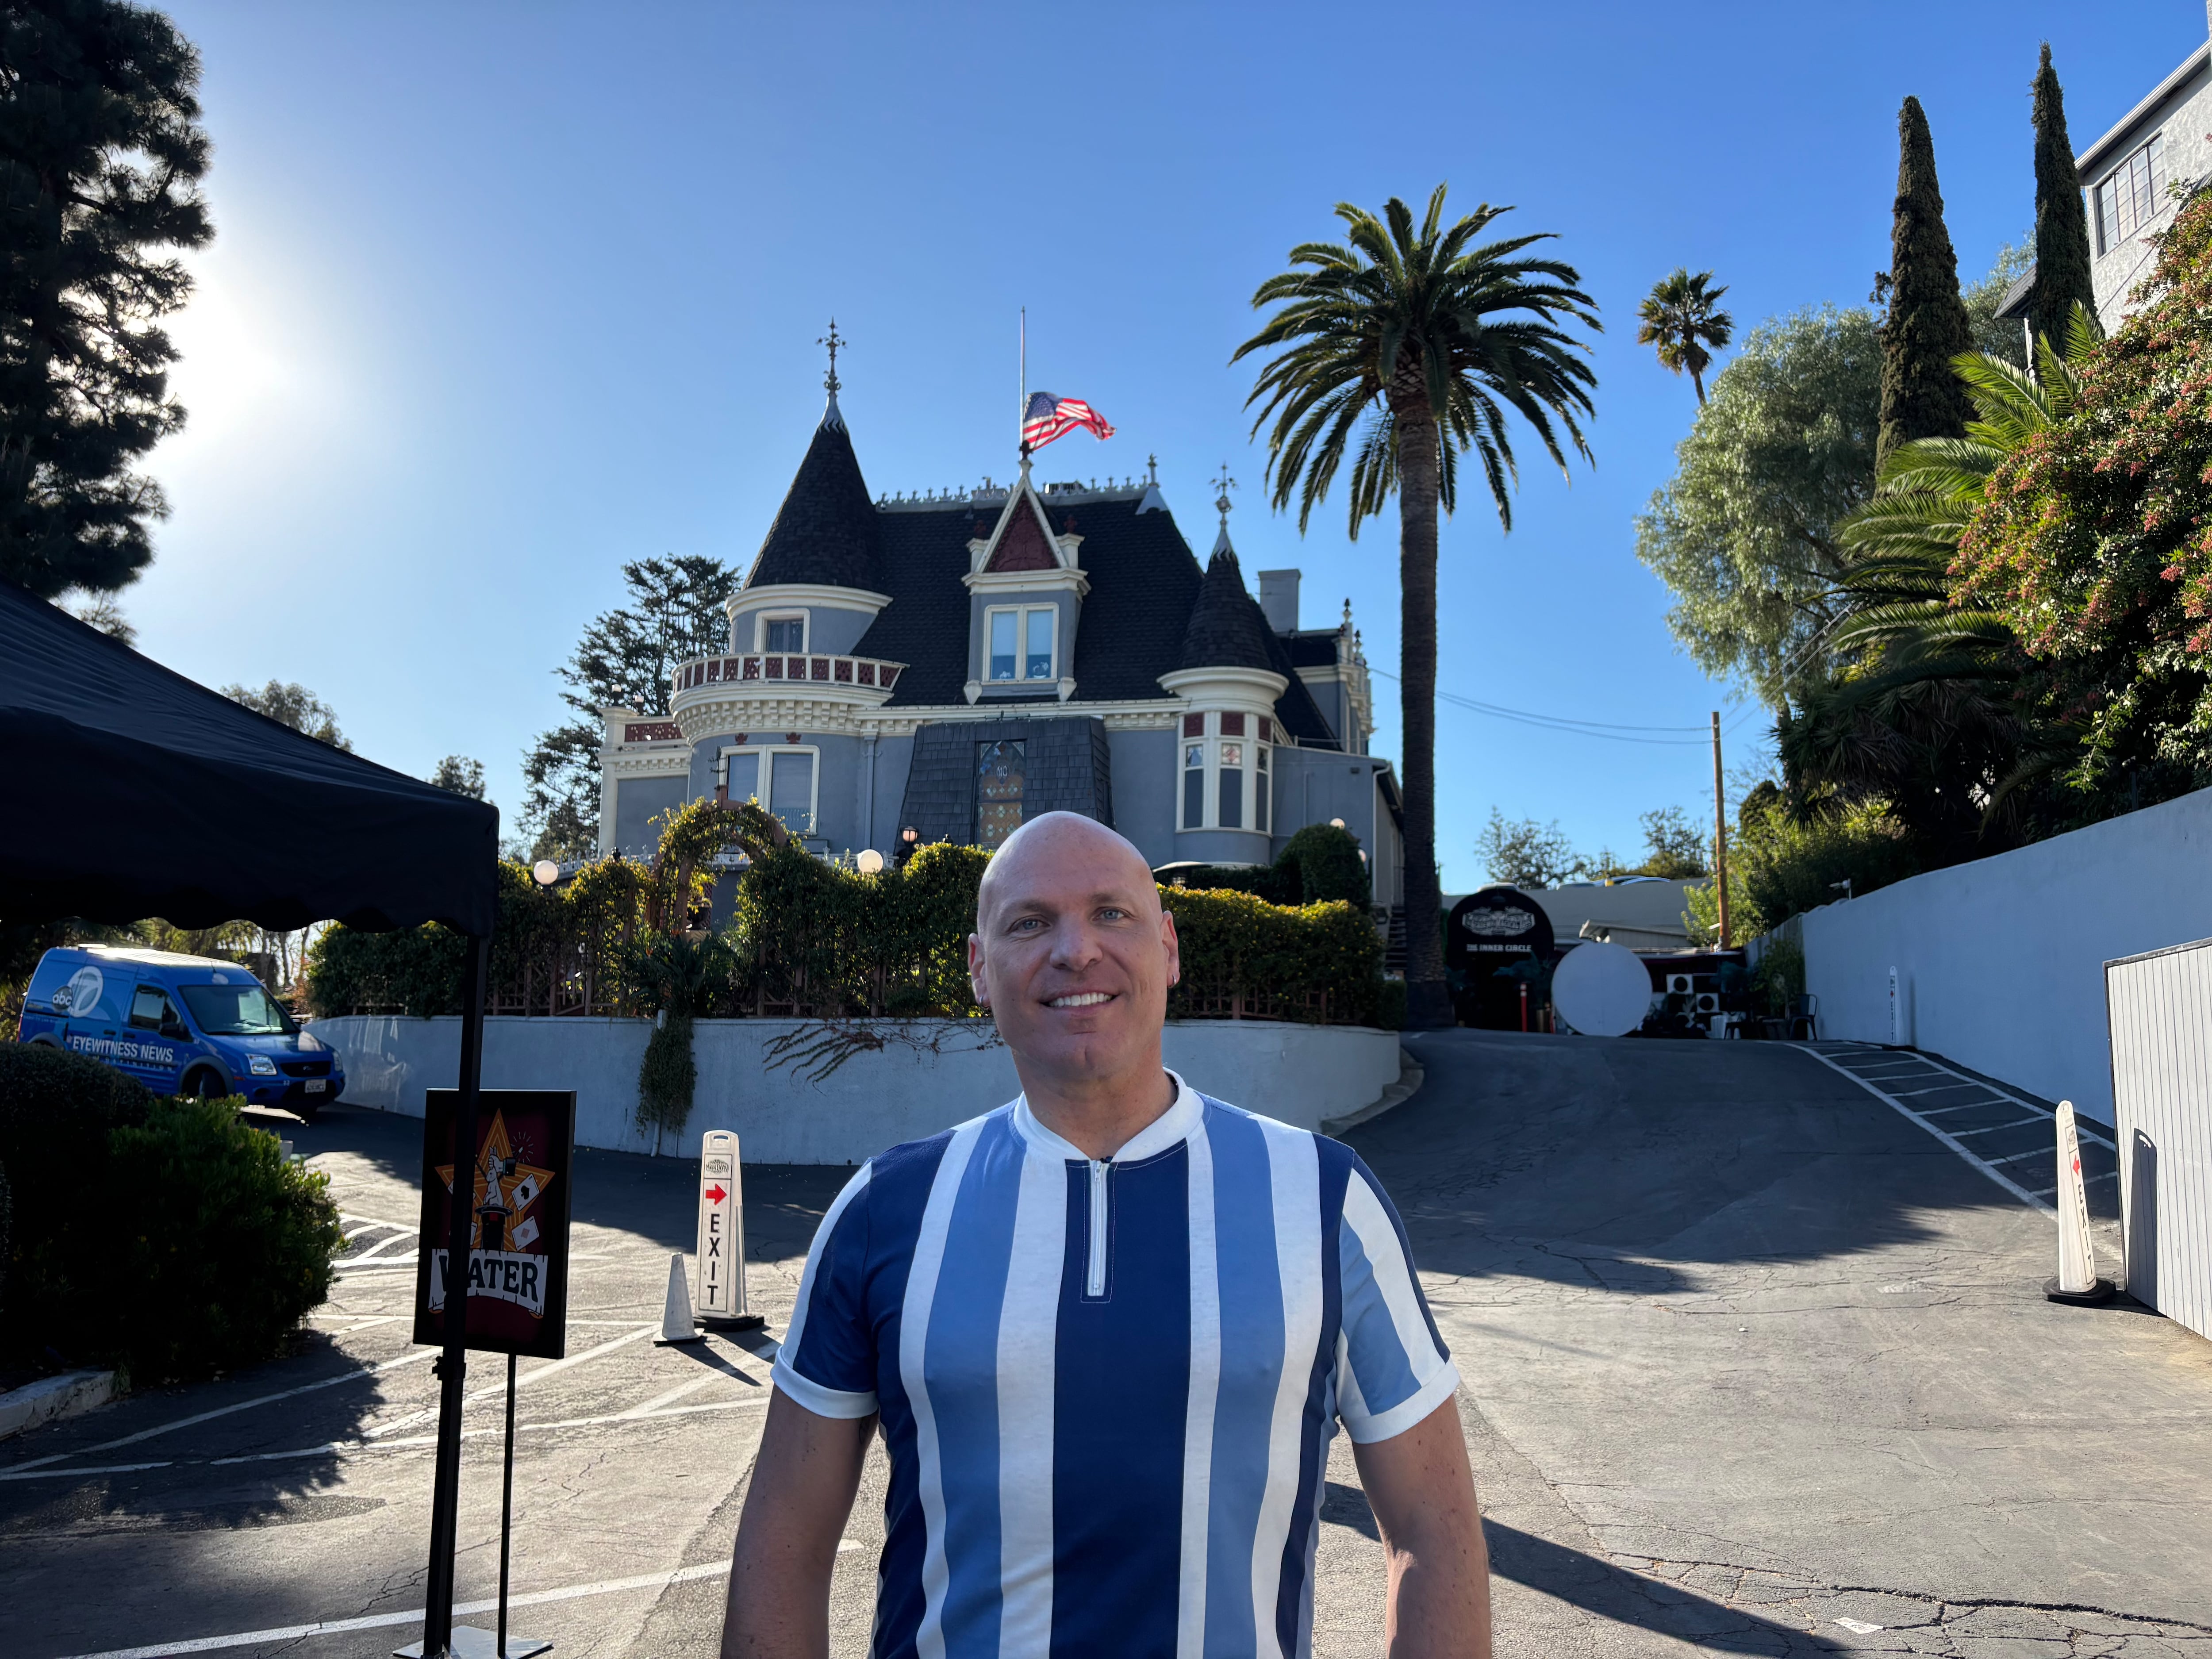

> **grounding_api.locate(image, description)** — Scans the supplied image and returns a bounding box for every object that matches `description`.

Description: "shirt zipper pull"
[1087,1158,1109,1298]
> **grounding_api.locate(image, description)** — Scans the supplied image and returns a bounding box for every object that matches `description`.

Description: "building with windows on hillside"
[595,374,1404,905]
[1998,21,2212,340]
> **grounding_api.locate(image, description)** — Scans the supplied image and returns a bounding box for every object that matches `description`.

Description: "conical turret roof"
[1177,533,1279,672]
[743,401,887,593]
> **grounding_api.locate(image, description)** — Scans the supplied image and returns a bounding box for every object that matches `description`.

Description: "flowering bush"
[1956,190,2212,795]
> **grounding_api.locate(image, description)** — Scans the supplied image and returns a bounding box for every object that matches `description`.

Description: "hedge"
[0,1045,342,1383]
[309,815,1395,1028]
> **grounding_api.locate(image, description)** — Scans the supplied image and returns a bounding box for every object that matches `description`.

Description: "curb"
[0,1368,120,1442]
[1321,1046,1426,1138]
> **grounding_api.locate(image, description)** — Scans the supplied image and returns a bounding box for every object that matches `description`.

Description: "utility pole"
[1711,711,1731,947]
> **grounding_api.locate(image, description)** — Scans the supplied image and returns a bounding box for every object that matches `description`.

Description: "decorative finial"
[1342,597,1353,628]
[1148,453,1159,485]
[818,318,846,395]
[1211,461,1237,525]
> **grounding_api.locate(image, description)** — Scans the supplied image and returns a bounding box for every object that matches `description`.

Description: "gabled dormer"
[962,457,1088,703]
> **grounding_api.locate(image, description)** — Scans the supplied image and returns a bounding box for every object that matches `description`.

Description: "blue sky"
[131,0,2211,890]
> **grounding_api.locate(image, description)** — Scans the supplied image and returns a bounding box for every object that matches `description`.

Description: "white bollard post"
[2046,1100,2115,1305]
[695,1129,762,1330]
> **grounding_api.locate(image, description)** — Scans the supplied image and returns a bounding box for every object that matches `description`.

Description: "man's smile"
[1047,991,1116,1008]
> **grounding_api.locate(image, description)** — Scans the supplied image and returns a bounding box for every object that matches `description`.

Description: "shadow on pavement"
[1352,1030,2034,1294]
[1324,1481,1817,1655]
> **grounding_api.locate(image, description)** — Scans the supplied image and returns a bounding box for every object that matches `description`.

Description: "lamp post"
[894,826,921,869]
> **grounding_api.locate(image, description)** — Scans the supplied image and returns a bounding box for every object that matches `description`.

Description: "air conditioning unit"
[1667,973,1694,995]
[1694,991,1720,1014]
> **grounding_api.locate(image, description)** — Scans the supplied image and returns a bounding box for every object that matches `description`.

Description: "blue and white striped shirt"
[771,1071,1457,1659]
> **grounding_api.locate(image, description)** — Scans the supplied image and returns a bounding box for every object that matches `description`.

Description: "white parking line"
[362,1323,656,1440]
[1949,1117,2053,1139]
[1,1347,441,1476]
[1801,1048,2055,1217]
[50,1560,736,1659]
[1901,1051,2119,1151]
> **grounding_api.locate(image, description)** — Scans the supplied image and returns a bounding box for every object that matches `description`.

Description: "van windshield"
[178,983,293,1036]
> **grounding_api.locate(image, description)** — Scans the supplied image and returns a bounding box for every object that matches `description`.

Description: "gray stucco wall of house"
[727,599,878,657]
[864,734,916,851]
[611,775,687,859]
[2085,58,2212,329]
[1108,727,1178,864]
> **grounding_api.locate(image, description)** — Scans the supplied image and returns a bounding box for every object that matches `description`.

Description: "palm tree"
[1636,269,1733,404]
[1234,186,1599,1027]
[1788,304,2100,851]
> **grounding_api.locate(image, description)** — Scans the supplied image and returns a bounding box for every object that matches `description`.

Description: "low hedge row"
[308,821,1397,1028]
[0,1045,342,1384]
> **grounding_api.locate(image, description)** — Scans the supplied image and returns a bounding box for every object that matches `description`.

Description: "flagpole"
[1019,307,1027,458]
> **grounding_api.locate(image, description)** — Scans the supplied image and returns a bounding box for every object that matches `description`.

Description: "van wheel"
[294,1099,319,1126]
[184,1068,226,1100]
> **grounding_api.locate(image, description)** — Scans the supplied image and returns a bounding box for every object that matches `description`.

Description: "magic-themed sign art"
[412,1089,575,1360]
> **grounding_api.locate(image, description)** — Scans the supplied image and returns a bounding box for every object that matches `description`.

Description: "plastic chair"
[1788,993,1819,1041]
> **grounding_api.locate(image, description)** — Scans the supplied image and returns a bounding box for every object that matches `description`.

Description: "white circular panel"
[1551,941,1653,1037]
[856,849,886,875]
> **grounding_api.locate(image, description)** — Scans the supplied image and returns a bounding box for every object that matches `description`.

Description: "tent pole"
[418,932,490,1658]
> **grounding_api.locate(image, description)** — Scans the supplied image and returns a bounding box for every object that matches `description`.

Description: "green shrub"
[1160,862,1301,905]
[1685,796,1919,942]
[105,1098,342,1383]
[0,1049,339,1382]
[0,1046,154,1364]
[1751,936,1806,1014]
[1164,887,1387,1025]
[1275,823,1372,906]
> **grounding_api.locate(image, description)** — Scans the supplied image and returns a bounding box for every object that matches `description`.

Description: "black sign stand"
[399,1074,572,1659]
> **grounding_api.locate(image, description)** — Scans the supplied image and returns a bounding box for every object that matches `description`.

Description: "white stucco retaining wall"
[1802,784,2212,1125]
[311,1015,1404,1164]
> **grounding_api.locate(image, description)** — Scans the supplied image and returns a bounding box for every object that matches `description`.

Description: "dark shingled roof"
[1263,623,1340,747]
[853,491,1210,707]
[1284,630,1344,669]
[1177,541,1279,673]
[743,408,887,593]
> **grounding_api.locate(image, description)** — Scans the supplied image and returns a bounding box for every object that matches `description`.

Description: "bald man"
[723,812,1491,1659]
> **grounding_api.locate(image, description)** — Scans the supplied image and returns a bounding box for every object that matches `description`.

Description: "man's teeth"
[1050,992,1113,1008]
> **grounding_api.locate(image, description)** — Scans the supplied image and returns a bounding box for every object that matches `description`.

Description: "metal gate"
[2105,937,2212,1340]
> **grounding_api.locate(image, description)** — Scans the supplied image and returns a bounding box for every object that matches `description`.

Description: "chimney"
[1258,568,1302,634]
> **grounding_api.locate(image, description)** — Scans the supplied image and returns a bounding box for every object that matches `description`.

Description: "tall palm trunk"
[1393,397,1451,1026]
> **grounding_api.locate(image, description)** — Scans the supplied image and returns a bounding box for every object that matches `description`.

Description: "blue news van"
[16,944,343,1121]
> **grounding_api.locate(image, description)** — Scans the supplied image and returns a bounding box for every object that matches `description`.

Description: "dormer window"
[760,613,806,653]
[987,605,1057,682]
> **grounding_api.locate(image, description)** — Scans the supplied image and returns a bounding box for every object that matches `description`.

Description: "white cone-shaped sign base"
[655,1252,705,1344]
[2046,1100,2115,1306]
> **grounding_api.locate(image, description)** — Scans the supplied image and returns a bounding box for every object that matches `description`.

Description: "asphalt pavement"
[1,1035,2208,1658]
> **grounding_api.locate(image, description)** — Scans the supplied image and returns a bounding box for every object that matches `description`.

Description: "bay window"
[1176,712,1271,833]
[718,744,818,835]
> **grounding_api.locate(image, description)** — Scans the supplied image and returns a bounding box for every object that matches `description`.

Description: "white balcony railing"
[671,653,906,697]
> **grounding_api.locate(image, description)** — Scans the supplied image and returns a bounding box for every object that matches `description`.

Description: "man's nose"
[1049,917,1103,969]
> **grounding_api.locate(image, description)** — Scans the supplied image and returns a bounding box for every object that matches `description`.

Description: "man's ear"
[966,932,989,1006]
[1160,910,1180,989]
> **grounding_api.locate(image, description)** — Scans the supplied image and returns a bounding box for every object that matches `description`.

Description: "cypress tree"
[2031,41,2096,347]
[1877,96,1974,464]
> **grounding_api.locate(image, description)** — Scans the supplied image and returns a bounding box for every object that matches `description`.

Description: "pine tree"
[0,1,213,600]
[2031,42,2096,348]
[1877,97,1974,464]
[520,556,738,860]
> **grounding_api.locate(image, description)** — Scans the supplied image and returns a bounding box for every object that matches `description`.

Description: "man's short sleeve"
[770,1162,879,1418]
[1334,1155,1458,1443]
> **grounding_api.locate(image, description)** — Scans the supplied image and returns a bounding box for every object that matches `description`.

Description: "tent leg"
[417,933,491,1659]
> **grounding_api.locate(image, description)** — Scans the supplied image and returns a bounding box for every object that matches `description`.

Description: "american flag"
[1022,390,1115,451]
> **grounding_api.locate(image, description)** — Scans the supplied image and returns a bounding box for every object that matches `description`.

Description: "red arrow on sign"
[705,1184,728,1204]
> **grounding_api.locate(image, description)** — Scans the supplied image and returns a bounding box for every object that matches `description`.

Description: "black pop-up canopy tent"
[0,579,498,1656]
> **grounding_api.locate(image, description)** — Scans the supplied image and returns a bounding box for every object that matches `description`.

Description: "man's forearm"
[721,1393,872,1659]
[1385,1528,1493,1658]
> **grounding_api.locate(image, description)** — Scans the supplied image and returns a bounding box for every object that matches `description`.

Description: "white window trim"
[1175,713,1271,833]
[983,603,1059,684]
[717,743,821,836]
[754,611,809,653]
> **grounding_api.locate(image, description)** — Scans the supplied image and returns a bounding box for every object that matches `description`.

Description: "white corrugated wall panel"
[2107,938,2212,1340]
